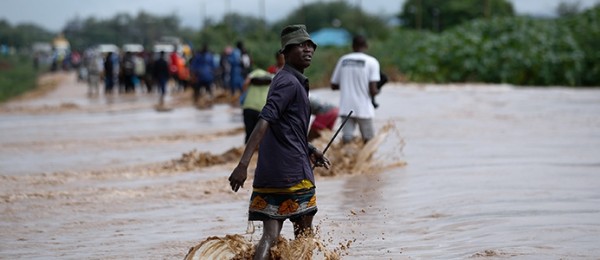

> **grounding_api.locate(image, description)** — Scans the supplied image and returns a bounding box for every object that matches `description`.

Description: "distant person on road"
[153,51,170,106]
[143,52,155,93]
[330,35,381,144]
[103,52,115,94]
[189,44,216,106]
[226,41,247,97]
[133,52,146,90]
[169,50,189,92]
[86,51,103,95]
[218,46,233,91]
[121,51,136,93]
[228,24,329,260]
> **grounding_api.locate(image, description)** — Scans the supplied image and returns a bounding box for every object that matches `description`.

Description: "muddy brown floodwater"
[1,72,599,259]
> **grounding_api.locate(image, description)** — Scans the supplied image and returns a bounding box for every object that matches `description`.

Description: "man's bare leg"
[292,215,314,238]
[254,219,283,260]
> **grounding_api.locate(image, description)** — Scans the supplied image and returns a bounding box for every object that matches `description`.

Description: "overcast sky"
[1,0,599,32]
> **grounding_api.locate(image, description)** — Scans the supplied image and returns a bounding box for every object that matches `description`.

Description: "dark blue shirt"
[254,64,313,188]
[189,52,215,83]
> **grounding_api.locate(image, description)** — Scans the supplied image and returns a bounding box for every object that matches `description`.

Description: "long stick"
[322,110,353,155]
[312,110,352,170]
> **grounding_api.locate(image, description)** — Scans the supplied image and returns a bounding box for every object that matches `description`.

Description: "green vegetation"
[398,0,515,32]
[0,20,54,47]
[62,12,184,49]
[273,1,390,39]
[561,6,600,86]
[378,17,584,86]
[370,6,600,86]
[309,4,600,87]
[0,55,40,102]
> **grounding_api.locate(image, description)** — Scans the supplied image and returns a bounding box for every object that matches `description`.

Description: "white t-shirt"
[330,52,380,119]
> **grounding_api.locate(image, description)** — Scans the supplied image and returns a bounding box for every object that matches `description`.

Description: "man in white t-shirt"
[330,35,380,143]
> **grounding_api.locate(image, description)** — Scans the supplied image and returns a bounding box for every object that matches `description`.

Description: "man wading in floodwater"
[228,24,330,260]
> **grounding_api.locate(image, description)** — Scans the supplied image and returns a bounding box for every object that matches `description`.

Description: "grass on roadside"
[0,55,40,103]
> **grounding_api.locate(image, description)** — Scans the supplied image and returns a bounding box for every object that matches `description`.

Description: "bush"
[254,7,600,87]
[0,55,39,102]
[383,16,586,86]
[560,6,600,85]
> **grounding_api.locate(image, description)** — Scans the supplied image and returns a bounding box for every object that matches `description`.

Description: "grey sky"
[1,0,599,32]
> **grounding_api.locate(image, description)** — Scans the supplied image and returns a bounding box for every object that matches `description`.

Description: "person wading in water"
[228,24,330,260]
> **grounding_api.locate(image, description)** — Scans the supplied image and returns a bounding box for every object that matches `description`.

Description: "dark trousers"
[243,109,261,143]
[124,75,135,93]
[193,80,212,103]
[104,76,114,93]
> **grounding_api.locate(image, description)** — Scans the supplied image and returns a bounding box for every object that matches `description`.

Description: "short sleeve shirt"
[242,69,272,112]
[254,64,314,188]
[330,52,380,119]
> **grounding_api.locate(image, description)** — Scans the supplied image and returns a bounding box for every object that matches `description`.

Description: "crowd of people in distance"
[75,41,252,107]
[74,34,387,146]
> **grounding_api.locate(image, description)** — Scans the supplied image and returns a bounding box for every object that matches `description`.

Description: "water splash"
[183,232,345,260]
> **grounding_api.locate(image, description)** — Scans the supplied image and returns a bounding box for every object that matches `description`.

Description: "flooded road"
[1,73,599,259]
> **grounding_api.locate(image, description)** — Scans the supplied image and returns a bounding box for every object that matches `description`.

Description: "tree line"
[1,0,598,86]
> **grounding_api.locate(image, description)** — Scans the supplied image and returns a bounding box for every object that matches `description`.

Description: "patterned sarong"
[248,188,317,221]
